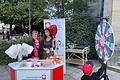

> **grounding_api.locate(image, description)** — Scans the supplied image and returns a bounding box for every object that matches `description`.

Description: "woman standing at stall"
[27,30,42,59]
[41,28,55,59]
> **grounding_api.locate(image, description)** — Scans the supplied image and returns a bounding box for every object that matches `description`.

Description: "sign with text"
[17,70,51,80]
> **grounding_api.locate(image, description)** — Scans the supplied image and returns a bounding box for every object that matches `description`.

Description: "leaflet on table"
[5,43,33,59]
[19,56,62,68]
[19,59,53,68]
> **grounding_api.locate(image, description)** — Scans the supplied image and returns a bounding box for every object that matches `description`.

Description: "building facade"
[88,0,120,66]
[111,0,120,45]
[88,0,120,44]
[88,0,102,17]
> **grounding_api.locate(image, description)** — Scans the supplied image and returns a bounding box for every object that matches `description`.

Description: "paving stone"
[0,60,120,80]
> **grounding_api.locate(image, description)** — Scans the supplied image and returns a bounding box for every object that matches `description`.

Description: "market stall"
[6,18,65,80]
[9,59,63,80]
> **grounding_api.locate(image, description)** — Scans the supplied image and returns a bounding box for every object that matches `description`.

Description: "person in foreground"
[81,60,108,80]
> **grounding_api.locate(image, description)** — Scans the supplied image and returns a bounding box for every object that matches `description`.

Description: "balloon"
[49,24,57,38]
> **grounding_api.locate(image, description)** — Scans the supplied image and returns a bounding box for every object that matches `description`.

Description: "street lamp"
[29,0,31,35]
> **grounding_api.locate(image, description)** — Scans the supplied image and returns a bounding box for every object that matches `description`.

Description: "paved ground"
[65,63,120,80]
[0,60,120,80]
[0,65,9,80]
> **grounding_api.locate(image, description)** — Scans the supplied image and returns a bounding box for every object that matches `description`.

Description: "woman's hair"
[32,30,39,36]
[32,30,39,34]
[44,28,53,39]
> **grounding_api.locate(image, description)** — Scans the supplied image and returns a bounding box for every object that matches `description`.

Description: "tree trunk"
[61,0,65,18]
[10,24,12,36]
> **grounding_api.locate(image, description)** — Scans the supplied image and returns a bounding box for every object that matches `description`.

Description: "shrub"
[0,40,14,65]
[0,35,32,65]
[13,35,32,44]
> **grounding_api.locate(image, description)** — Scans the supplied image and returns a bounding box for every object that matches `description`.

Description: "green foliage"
[73,0,88,14]
[0,40,14,65]
[46,0,99,58]
[0,0,48,27]
[0,35,33,65]
[65,0,99,59]
[0,0,99,61]
[14,35,32,44]
[0,1,24,24]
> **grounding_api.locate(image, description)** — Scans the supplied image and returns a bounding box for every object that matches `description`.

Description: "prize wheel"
[95,19,115,61]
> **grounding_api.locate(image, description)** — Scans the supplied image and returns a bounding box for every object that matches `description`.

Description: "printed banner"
[44,18,66,74]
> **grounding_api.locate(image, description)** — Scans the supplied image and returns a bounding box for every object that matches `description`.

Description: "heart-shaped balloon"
[49,24,57,38]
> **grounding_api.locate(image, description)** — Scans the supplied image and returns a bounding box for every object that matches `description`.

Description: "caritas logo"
[42,74,46,80]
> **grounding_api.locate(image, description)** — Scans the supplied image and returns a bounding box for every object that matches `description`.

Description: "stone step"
[117,62,120,66]
[108,65,120,73]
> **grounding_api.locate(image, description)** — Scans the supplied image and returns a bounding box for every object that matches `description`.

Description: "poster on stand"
[44,18,66,74]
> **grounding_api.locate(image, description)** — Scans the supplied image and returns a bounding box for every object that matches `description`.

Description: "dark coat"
[81,63,106,80]
[26,39,43,59]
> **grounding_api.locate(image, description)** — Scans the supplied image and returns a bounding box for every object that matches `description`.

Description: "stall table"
[8,62,63,80]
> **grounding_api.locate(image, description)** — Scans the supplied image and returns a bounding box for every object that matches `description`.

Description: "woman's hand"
[43,48,48,51]
[98,58,107,64]
[103,60,107,64]
[43,48,50,53]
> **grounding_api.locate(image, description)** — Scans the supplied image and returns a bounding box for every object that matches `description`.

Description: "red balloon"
[49,24,57,37]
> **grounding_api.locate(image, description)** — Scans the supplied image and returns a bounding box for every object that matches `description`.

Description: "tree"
[67,14,99,58]
[0,0,48,34]
[44,0,65,18]
[0,1,22,34]
[46,0,99,58]
[66,0,99,58]
[0,0,99,58]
